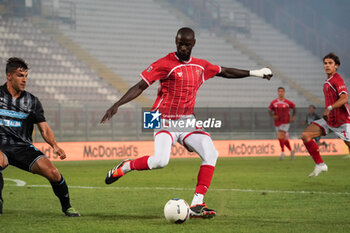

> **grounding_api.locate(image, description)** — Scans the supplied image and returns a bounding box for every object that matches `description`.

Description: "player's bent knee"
[0,160,8,169]
[0,152,8,168]
[46,167,61,182]
[277,132,285,139]
[212,150,219,161]
[301,131,311,142]
[202,150,219,166]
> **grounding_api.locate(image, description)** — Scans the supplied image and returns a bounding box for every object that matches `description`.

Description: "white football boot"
[309,163,328,177]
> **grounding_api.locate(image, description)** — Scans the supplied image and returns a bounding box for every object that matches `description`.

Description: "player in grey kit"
[0,57,80,216]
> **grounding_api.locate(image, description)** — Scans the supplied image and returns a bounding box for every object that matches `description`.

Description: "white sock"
[191,193,204,206]
[121,161,131,174]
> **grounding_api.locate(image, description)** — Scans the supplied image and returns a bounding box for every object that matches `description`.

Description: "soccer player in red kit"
[301,53,350,177]
[101,27,272,218]
[269,87,296,160]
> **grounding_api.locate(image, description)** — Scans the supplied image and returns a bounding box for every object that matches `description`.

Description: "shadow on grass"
[81,212,160,220]
[1,209,161,221]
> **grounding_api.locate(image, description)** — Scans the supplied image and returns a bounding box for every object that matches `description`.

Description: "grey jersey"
[0,83,45,147]
[306,113,320,125]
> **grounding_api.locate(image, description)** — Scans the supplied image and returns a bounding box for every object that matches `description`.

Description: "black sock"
[0,166,3,203]
[0,166,3,214]
[50,175,71,212]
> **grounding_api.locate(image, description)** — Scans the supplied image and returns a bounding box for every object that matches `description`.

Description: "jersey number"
[342,131,347,139]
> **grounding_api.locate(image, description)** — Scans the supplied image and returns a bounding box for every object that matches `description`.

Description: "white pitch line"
[17,184,350,196]
[4,178,26,186]
[5,178,350,196]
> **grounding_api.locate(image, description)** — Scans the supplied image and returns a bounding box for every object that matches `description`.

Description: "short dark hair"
[277,87,285,91]
[309,105,316,109]
[6,57,29,74]
[176,27,195,38]
[323,53,340,66]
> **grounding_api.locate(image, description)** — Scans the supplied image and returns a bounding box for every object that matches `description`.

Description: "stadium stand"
[236,0,350,78]
[216,0,328,103]
[0,15,138,142]
[0,17,121,105]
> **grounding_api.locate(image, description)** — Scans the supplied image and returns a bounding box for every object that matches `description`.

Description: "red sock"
[278,139,285,152]
[130,156,150,170]
[195,165,215,195]
[304,140,323,164]
[284,139,292,151]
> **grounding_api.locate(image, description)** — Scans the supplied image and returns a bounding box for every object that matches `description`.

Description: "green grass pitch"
[1,155,350,233]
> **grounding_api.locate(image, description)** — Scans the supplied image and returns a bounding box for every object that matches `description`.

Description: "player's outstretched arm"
[37,122,66,160]
[217,67,272,80]
[100,80,149,123]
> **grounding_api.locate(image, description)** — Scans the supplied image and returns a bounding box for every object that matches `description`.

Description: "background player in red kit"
[301,53,350,177]
[101,27,272,218]
[269,87,296,160]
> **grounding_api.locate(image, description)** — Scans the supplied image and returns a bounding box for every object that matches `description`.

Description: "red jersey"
[268,98,296,126]
[140,52,221,119]
[323,73,350,127]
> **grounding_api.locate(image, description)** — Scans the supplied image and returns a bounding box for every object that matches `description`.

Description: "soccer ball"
[164,198,190,224]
